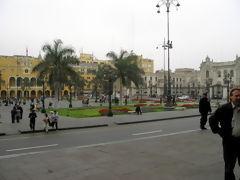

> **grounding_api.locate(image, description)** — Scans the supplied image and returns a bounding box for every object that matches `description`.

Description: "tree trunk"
[53,85,59,109]
[129,85,133,105]
[119,80,123,105]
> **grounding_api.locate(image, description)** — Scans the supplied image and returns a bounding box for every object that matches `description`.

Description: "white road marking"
[0,151,45,160]
[76,129,200,149]
[1,129,200,159]
[6,144,58,152]
[132,130,162,136]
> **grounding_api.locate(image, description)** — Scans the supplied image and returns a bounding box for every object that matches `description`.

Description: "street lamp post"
[41,73,46,113]
[156,0,180,106]
[108,77,113,117]
[156,38,168,98]
[149,80,153,97]
[224,73,232,103]
[162,39,168,97]
[69,86,73,108]
[104,67,115,117]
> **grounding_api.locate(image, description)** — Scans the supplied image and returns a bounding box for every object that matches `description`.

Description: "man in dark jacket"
[199,93,212,130]
[209,88,240,180]
[28,110,37,132]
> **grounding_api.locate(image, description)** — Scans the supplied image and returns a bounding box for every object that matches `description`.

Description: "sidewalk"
[0,101,203,136]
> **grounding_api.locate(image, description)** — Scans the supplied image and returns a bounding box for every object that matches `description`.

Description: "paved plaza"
[0,98,202,136]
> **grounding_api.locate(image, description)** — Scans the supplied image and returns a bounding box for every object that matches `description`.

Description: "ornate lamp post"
[224,73,232,103]
[104,67,115,117]
[156,0,180,106]
[162,39,168,97]
[41,72,46,113]
[69,86,73,108]
[107,76,113,117]
[156,38,168,98]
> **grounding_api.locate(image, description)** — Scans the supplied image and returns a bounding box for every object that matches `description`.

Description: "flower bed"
[133,104,147,107]
[181,104,199,108]
[99,108,132,116]
[149,104,162,106]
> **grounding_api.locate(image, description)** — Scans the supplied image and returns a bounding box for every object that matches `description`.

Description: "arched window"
[206,70,209,78]
[17,77,22,87]
[217,71,221,78]
[23,78,30,88]
[37,78,42,87]
[24,69,29,73]
[224,70,227,76]
[9,77,15,87]
[30,78,37,87]
[230,70,234,77]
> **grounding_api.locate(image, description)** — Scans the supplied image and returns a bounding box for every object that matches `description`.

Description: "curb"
[1,114,201,136]
[19,124,108,134]
[115,114,200,125]
[0,133,6,136]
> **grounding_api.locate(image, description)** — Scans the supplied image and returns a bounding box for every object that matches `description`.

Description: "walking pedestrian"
[18,105,23,120]
[199,93,212,130]
[209,88,240,180]
[11,107,17,123]
[15,106,21,123]
[28,110,37,132]
[50,111,58,130]
[135,105,142,115]
[52,110,59,130]
[42,113,49,133]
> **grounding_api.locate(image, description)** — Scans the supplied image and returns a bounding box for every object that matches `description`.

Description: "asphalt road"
[0,116,200,158]
[1,115,240,180]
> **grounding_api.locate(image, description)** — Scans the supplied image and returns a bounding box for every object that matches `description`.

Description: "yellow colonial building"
[0,55,53,99]
[137,56,154,73]
[0,53,153,99]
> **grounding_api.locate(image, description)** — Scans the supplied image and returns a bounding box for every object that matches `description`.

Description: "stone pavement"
[1,127,240,180]
[0,99,206,136]
[1,99,238,180]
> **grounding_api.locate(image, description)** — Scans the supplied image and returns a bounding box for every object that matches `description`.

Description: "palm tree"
[106,50,145,105]
[32,39,80,106]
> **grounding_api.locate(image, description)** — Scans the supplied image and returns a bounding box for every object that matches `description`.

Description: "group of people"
[41,110,59,133]
[28,110,59,133]
[9,101,58,133]
[11,104,23,123]
[199,89,240,180]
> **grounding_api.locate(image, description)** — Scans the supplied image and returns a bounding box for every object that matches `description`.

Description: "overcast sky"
[0,0,240,71]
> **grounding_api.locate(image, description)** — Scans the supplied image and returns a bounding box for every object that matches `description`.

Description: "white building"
[131,55,240,100]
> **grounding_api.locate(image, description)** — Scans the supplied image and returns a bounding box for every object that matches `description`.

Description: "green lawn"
[55,106,136,118]
[46,99,198,118]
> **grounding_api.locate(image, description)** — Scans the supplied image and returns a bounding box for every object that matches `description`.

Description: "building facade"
[0,54,154,99]
[0,55,49,99]
[1,54,239,100]
[132,55,240,100]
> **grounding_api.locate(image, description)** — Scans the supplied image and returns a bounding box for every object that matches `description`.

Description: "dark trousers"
[51,122,58,130]
[11,116,15,123]
[16,116,20,123]
[223,137,240,180]
[200,112,208,128]
[30,119,35,131]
